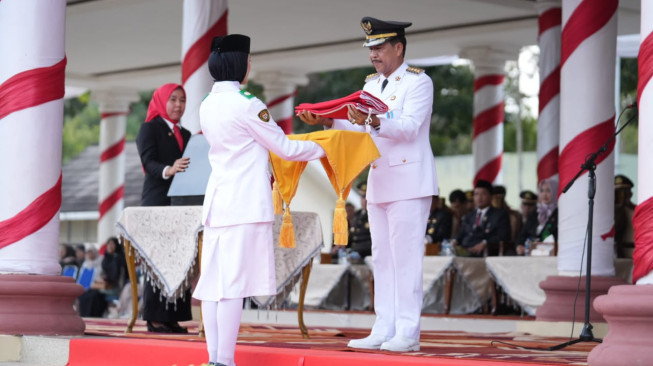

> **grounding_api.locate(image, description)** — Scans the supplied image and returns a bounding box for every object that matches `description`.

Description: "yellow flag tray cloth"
[269,130,380,248]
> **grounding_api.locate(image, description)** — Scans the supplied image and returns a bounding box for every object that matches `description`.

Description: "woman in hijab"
[192,34,325,366]
[516,178,559,255]
[135,84,192,333]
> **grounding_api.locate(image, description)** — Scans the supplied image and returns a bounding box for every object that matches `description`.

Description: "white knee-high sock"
[201,301,219,362]
[216,298,243,366]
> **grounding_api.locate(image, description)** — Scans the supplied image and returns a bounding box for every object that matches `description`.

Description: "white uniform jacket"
[330,63,438,204]
[200,81,324,228]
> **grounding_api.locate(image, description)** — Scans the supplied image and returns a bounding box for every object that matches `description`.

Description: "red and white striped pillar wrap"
[259,72,308,135]
[181,0,228,134]
[633,0,653,285]
[94,92,138,245]
[557,0,618,276]
[0,0,66,275]
[461,47,511,186]
[266,89,297,135]
[535,0,561,183]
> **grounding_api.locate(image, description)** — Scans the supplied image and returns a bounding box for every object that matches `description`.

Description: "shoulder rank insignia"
[239,90,255,99]
[258,109,270,122]
[365,72,379,81]
[406,66,424,75]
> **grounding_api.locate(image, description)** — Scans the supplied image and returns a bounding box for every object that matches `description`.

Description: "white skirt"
[192,222,276,301]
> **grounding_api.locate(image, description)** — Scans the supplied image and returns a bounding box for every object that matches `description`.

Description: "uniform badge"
[258,109,270,122]
[395,76,401,81]
[361,21,373,35]
[390,96,396,101]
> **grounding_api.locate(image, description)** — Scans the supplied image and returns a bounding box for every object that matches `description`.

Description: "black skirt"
[142,281,192,322]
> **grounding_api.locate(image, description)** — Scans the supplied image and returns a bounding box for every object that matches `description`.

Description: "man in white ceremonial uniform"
[193,34,325,366]
[299,17,438,352]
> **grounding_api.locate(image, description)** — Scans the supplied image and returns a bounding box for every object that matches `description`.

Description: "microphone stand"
[548,106,638,351]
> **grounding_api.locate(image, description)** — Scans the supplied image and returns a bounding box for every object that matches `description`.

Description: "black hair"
[449,189,467,204]
[208,51,249,83]
[388,36,407,58]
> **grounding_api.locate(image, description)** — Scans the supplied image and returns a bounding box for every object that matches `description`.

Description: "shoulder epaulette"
[406,66,424,75]
[239,90,255,99]
[365,73,379,81]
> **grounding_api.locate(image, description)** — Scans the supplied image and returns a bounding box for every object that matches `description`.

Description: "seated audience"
[347,182,372,262]
[74,244,86,268]
[491,185,522,244]
[425,195,453,243]
[453,180,511,257]
[614,174,635,258]
[59,244,78,270]
[516,179,558,255]
[78,237,127,317]
[448,189,468,237]
[519,190,538,225]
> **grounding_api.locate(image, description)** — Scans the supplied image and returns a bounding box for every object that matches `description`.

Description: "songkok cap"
[211,34,250,54]
[475,179,493,192]
[360,17,412,47]
[614,174,634,189]
[520,190,538,205]
[492,185,506,195]
[355,181,367,196]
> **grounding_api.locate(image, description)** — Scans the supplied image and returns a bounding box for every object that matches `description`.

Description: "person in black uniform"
[518,190,538,226]
[425,196,452,244]
[614,174,635,258]
[516,179,558,255]
[135,83,192,333]
[448,189,468,237]
[453,180,511,257]
[347,182,372,262]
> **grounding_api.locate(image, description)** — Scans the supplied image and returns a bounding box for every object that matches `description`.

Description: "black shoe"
[165,321,188,334]
[147,321,173,333]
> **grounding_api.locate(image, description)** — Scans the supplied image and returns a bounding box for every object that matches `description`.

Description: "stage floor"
[71,317,597,366]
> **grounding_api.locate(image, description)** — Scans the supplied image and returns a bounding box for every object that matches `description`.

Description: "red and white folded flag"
[295,90,389,119]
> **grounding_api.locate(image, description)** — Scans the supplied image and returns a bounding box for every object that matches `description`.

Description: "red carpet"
[73,318,594,366]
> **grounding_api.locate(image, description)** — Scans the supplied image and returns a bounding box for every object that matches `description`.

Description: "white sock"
[201,301,219,363]
[216,298,243,366]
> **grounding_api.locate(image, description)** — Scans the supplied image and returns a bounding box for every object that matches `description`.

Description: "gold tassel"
[272,181,283,215]
[333,196,348,246]
[279,209,296,248]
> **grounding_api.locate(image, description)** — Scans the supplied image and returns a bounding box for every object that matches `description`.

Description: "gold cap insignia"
[361,21,373,35]
[258,109,270,122]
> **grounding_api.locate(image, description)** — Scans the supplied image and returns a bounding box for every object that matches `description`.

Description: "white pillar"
[460,46,512,185]
[257,71,309,135]
[633,0,653,285]
[558,0,618,276]
[93,91,138,245]
[181,0,228,134]
[0,0,66,275]
[536,0,561,183]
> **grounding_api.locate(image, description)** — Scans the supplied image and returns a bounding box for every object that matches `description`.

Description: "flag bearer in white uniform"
[193,34,325,366]
[299,17,438,352]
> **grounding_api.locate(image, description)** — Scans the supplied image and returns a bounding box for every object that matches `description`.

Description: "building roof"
[61,142,143,213]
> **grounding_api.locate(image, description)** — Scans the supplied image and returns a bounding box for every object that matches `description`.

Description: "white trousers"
[368,196,430,340]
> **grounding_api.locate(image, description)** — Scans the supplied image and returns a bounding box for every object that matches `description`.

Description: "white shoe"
[380,335,420,352]
[347,333,392,350]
